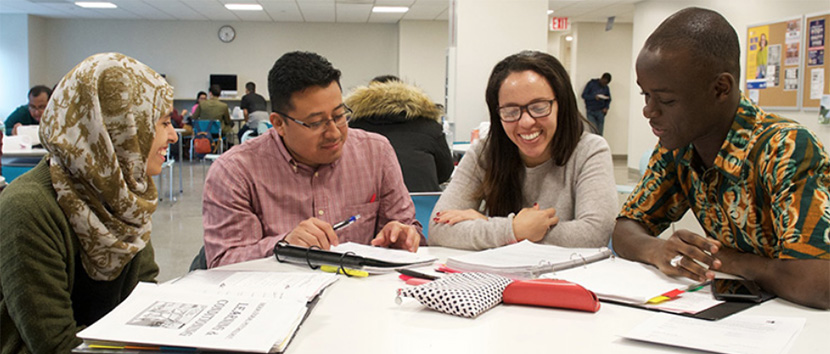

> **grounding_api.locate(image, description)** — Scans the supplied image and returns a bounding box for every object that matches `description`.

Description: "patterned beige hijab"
[39,53,173,281]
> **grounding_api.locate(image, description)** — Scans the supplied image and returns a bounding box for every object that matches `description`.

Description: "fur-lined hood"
[345,81,443,122]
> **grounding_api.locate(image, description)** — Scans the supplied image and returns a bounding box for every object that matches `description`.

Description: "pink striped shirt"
[202,128,423,267]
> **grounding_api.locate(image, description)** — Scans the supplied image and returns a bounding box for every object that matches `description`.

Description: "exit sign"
[550,17,570,31]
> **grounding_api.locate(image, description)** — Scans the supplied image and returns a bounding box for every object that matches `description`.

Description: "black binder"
[273,241,420,272]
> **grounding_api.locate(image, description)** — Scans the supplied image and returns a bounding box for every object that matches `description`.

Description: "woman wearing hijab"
[0,53,178,353]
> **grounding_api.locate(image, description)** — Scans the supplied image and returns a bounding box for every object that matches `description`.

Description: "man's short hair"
[209,84,221,97]
[643,7,740,80]
[268,51,341,113]
[370,75,400,84]
[28,85,52,99]
[246,82,255,92]
[601,73,612,82]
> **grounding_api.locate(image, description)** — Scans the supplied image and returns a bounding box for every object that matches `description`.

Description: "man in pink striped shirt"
[202,52,424,268]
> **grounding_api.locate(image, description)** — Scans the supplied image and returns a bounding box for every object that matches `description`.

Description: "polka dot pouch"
[396,272,513,318]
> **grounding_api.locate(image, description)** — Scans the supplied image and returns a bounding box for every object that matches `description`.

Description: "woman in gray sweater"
[429,51,617,251]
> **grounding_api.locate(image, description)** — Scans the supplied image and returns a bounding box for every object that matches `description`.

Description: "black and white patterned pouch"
[396,272,513,318]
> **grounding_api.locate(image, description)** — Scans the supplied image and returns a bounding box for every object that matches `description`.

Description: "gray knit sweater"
[428,132,617,250]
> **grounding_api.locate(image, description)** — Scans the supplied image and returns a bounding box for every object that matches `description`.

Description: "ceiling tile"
[181,0,240,21]
[143,0,208,20]
[110,0,176,20]
[403,2,447,20]
[260,0,304,22]
[336,3,371,23]
[298,2,335,22]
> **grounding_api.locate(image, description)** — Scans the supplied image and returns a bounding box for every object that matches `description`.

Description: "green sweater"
[0,160,159,354]
[192,98,233,136]
[3,105,37,136]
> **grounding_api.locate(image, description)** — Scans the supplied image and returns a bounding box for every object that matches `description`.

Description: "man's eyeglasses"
[28,104,47,112]
[276,107,353,132]
[498,99,555,122]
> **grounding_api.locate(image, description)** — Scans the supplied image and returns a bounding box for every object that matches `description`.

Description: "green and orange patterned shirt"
[619,96,830,260]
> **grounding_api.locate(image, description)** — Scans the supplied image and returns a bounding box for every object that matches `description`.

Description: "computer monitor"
[210,74,238,98]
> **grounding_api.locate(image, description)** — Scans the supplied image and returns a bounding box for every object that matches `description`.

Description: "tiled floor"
[150,156,664,282]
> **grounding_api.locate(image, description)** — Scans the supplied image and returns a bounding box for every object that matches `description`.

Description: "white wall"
[449,0,548,141]
[398,20,448,103]
[572,22,633,156]
[36,19,400,100]
[0,14,30,119]
[28,15,48,89]
[627,0,830,169]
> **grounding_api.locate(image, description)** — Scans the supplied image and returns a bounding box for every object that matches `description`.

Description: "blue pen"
[333,214,361,231]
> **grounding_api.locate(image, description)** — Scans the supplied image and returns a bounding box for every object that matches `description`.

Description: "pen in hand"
[333,214,361,231]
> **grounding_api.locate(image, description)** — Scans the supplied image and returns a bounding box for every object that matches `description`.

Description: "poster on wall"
[747,26,770,88]
[811,68,825,99]
[808,19,825,66]
[784,19,801,66]
[785,68,799,90]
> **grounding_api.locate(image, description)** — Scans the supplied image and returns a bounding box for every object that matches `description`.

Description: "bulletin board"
[802,12,829,110]
[745,16,803,110]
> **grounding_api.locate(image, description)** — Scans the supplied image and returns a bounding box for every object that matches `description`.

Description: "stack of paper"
[445,240,613,279]
[77,272,338,353]
[624,313,806,354]
[548,257,724,314]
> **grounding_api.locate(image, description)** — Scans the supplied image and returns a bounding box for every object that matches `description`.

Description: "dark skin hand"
[613,219,830,309]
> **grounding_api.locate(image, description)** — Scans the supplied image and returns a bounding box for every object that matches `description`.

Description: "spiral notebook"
[445,240,613,279]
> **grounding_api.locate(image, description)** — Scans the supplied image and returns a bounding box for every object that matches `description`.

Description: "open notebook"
[445,240,613,279]
[76,272,338,353]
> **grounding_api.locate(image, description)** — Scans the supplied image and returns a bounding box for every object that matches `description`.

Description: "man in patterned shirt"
[613,7,830,309]
[202,51,424,268]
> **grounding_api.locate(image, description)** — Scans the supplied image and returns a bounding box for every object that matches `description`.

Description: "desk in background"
[217,247,827,353]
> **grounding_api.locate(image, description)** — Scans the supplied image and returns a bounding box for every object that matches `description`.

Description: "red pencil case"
[502,279,600,313]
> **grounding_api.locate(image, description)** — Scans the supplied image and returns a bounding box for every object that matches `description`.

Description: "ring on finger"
[669,255,684,268]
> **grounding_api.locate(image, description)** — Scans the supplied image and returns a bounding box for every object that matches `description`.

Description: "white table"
[217,247,828,354]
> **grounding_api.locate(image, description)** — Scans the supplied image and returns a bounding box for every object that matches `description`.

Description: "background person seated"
[238,81,270,142]
[191,84,232,146]
[346,75,453,192]
[4,85,52,136]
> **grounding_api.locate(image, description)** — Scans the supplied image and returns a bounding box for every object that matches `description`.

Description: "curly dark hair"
[268,51,342,113]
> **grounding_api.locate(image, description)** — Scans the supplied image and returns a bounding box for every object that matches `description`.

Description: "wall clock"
[218,25,236,43]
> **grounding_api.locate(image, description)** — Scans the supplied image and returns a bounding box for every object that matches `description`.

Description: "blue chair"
[190,120,223,159]
[410,192,442,239]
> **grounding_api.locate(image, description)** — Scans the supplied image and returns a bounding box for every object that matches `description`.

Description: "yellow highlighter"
[320,265,368,278]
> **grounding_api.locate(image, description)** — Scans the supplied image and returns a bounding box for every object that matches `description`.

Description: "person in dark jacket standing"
[347,77,453,192]
[581,73,612,135]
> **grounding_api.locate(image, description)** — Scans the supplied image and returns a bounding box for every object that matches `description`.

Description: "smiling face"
[145,108,178,176]
[636,48,723,150]
[498,70,557,167]
[272,81,348,167]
